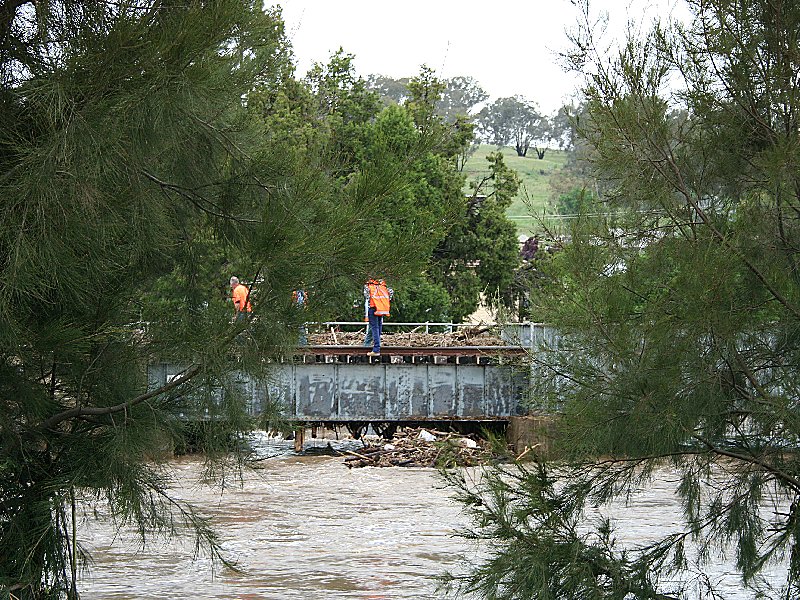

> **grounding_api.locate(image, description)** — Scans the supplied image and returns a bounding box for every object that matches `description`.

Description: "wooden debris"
[308,329,505,348]
[453,324,493,343]
[343,427,495,469]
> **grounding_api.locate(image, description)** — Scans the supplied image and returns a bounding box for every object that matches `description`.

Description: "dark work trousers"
[368,306,383,353]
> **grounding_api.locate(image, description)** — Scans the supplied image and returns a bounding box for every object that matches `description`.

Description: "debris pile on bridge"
[309,325,504,347]
[342,427,493,468]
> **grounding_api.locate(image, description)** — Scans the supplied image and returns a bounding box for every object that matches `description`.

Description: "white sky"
[275,0,690,115]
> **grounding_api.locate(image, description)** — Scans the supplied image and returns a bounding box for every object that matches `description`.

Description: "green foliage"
[477,96,547,157]
[449,0,800,597]
[440,463,680,599]
[391,276,452,323]
[556,187,595,216]
[360,103,459,259]
[303,49,382,174]
[0,4,462,598]
[432,152,521,321]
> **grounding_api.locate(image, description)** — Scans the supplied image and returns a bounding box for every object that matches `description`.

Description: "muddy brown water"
[78,435,787,599]
[78,436,465,599]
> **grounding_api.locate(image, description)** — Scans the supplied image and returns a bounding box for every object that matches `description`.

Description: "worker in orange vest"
[230,276,252,322]
[364,278,393,357]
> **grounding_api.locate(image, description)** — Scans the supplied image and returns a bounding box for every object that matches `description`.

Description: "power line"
[509,210,666,220]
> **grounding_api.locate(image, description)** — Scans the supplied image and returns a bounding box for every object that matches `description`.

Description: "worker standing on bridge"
[292,287,308,345]
[364,278,392,357]
[230,276,252,322]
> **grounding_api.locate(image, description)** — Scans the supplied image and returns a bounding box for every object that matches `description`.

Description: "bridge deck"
[295,345,527,363]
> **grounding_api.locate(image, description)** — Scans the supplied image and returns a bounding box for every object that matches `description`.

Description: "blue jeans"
[367,306,383,353]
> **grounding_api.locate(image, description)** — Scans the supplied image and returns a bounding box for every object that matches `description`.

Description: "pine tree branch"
[142,170,260,224]
[665,149,798,322]
[38,363,203,432]
[38,277,259,432]
[774,190,800,288]
[599,78,800,322]
[732,349,789,411]
[691,433,800,494]
[0,0,31,48]
[654,138,800,320]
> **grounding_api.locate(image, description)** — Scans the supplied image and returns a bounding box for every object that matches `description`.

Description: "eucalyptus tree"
[477,95,544,157]
[444,0,800,598]
[436,75,489,122]
[550,103,578,151]
[365,73,412,106]
[0,2,446,598]
[439,76,487,170]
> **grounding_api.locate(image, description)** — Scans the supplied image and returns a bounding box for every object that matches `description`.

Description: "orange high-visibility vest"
[367,280,391,316]
[232,284,252,313]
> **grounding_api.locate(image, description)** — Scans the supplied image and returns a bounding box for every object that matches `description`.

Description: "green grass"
[462,145,568,236]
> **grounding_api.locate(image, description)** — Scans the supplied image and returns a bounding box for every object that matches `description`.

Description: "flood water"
[78,434,788,599]
[78,435,467,599]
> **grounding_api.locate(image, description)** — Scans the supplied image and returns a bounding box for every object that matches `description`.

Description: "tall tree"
[477,95,544,157]
[365,73,412,106]
[439,76,486,170]
[529,114,555,159]
[298,48,383,182]
[550,103,577,151]
[437,75,489,122]
[431,152,521,322]
[547,101,601,211]
[362,68,473,323]
[365,72,483,171]
[444,0,800,598]
[0,4,442,598]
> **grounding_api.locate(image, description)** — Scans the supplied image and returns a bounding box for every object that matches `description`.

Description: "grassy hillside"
[462,145,568,236]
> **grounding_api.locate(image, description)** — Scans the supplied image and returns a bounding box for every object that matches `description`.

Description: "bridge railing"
[310,321,474,334]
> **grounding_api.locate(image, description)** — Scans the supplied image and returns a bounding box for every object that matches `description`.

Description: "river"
[77,434,787,599]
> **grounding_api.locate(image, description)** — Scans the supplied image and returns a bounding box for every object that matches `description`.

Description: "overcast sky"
[276,0,689,115]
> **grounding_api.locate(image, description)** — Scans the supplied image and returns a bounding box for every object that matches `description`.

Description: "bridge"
[148,323,556,445]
